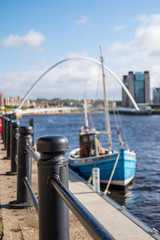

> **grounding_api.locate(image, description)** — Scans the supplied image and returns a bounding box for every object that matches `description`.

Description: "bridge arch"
[17,56,139,110]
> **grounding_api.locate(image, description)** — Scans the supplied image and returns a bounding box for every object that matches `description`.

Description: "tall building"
[122,71,150,107]
[0,92,4,109]
[153,88,160,103]
[144,71,150,103]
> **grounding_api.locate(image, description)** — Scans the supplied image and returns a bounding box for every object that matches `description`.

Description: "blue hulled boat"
[69,47,137,188]
[69,140,136,187]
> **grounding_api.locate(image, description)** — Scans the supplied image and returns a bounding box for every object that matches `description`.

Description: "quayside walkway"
[70,172,158,240]
[0,138,159,240]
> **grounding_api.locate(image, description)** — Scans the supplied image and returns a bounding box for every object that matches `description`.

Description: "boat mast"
[84,93,89,129]
[100,46,112,152]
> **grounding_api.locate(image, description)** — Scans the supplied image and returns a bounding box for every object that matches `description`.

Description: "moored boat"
[69,128,136,187]
[69,47,137,188]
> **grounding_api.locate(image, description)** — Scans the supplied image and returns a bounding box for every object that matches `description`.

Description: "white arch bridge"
[14,56,140,114]
[16,106,142,117]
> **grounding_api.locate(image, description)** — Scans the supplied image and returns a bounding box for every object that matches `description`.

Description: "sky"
[1,0,160,101]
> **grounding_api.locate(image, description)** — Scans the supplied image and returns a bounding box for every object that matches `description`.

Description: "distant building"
[0,92,4,109]
[23,99,31,107]
[4,96,21,106]
[122,71,150,107]
[153,88,160,103]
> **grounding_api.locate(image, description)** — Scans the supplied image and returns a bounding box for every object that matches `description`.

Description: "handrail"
[14,155,18,166]
[25,144,40,164]
[23,176,38,213]
[50,174,114,240]
[14,133,19,141]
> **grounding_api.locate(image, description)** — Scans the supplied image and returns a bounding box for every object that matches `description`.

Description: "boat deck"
[69,169,159,240]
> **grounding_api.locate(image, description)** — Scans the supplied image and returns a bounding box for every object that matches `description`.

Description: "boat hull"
[69,149,136,187]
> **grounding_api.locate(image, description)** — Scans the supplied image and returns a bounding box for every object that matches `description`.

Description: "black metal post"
[4,117,8,150]
[37,136,69,240]
[1,116,4,142]
[6,120,19,175]
[1,116,2,141]
[4,114,11,150]
[9,126,33,208]
[29,118,34,147]
[6,119,11,158]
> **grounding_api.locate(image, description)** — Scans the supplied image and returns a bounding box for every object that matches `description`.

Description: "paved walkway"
[69,173,157,240]
[0,139,159,240]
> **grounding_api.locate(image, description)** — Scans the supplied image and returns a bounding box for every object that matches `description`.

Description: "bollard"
[37,136,69,240]
[0,116,3,142]
[1,116,4,141]
[9,126,33,208]
[92,168,100,193]
[4,117,8,150]
[6,120,19,175]
[6,119,11,158]
[1,116,5,142]
[29,118,34,146]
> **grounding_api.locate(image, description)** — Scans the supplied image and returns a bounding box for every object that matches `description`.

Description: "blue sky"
[1,0,160,100]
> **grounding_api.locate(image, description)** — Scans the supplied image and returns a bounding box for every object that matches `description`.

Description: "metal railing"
[1,116,114,240]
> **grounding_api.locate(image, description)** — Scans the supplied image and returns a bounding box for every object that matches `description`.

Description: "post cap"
[36,136,68,154]
[19,126,33,135]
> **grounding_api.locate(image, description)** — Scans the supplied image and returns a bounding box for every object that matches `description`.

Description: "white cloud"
[135,14,160,27]
[0,71,39,98]
[107,41,131,53]
[150,65,160,87]
[0,54,105,100]
[113,25,126,32]
[134,26,160,51]
[75,16,89,25]
[106,14,160,94]
[0,51,137,101]
[108,14,160,54]
[1,30,45,49]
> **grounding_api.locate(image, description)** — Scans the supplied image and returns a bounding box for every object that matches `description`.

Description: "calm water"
[20,113,160,231]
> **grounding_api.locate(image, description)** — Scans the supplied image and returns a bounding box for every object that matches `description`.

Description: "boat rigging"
[69,47,137,189]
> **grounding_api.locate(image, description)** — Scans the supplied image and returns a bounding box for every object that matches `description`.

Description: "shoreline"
[1,107,160,118]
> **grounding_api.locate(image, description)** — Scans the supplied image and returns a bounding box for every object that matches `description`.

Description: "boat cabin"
[79,129,105,158]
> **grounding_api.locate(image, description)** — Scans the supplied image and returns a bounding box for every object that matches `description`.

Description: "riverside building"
[122,71,150,107]
[153,88,160,103]
[0,92,4,109]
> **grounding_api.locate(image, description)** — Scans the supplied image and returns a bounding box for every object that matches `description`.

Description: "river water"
[20,113,160,231]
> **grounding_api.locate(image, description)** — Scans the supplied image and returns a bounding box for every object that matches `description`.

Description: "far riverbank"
[2,106,160,118]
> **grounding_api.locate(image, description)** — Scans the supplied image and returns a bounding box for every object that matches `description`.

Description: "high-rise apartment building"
[0,92,4,109]
[153,88,160,103]
[144,71,150,103]
[122,71,150,107]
